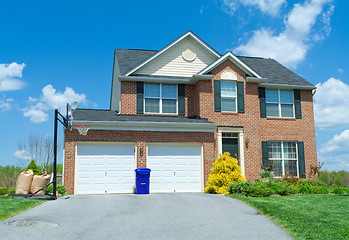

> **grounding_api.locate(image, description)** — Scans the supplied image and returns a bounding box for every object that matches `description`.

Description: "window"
[266,89,294,118]
[221,81,237,112]
[268,141,298,177]
[144,83,177,114]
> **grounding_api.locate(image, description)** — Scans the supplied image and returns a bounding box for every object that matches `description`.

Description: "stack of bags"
[15,170,51,195]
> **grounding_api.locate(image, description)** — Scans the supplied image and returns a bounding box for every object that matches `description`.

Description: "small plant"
[26,160,40,175]
[0,187,8,195]
[227,181,252,194]
[309,161,324,178]
[332,187,345,194]
[313,186,329,194]
[298,185,313,194]
[46,184,67,195]
[241,183,273,197]
[7,187,15,196]
[260,170,271,178]
[205,152,245,194]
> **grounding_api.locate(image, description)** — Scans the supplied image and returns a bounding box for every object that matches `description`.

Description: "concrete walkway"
[0,194,292,240]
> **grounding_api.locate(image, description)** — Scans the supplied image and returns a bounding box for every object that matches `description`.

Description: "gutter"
[258,83,316,90]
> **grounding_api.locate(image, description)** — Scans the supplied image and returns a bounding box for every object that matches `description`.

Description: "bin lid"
[135,168,151,174]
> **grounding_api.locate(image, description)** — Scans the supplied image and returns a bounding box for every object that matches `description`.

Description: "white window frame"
[221,80,237,113]
[144,83,178,115]
[266,89,295,118]
[268,141,299,177]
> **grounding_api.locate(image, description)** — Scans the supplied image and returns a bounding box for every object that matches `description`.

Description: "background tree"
[17,134,59,173]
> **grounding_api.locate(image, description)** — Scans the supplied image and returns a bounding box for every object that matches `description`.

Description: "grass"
[0,196,44,221]
[230,194,349,240]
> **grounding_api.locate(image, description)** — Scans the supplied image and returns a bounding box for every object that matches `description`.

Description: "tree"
[17,134,58,173]
[25,160,40,175]
[205,152,246,194]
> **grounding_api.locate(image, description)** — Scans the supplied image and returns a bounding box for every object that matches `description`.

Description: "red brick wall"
[64,130,215,194]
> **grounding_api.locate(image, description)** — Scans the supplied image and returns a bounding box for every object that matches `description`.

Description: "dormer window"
[144,83,177,114]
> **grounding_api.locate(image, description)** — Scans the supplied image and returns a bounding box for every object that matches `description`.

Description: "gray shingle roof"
[237,56,313,87]
[115,49,314,87]
[73,109,214,124]
[116,49,157,75]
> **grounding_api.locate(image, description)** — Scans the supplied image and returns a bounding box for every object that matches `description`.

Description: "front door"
[222,138,239,160]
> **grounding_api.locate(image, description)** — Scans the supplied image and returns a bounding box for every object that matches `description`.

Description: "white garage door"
[147,145,202,193]
[75,143,135,194]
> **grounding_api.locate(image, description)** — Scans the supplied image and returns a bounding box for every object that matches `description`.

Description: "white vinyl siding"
[266,89,294,118]
[268,141,298,177]
[144,83,177,114]
[135,39,215,77]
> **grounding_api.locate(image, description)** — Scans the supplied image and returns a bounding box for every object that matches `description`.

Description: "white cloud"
[234,0,334,67]
[14,150,31,161]
[318,130,349,171]
[23,84,89,123]
[314,78,349,130]
[222,0,285,16]
[337,68,344,74]
[0,62,26,91]
[0,98,14,111]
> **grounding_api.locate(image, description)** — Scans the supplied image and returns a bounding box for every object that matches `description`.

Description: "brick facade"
[64,59,317,194]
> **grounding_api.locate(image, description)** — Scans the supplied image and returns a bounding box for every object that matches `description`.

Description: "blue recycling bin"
[135,168,151,194]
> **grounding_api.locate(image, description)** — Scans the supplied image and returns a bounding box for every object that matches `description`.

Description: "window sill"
[143,113,179,116]
[266,117,296,121]
[221,111,238,115]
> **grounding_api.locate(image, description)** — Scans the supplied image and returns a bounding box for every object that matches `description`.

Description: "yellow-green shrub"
[204,152,245,194]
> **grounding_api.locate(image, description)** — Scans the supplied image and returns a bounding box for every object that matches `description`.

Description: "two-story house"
[64,31,317,194]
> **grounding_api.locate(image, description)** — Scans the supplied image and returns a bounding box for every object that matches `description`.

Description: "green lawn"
[0,196,44,221]
[231,194,349,240]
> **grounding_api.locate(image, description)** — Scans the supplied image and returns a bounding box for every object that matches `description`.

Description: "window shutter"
[136,82,144,114]
[259,87,266,118]
[298,142,306,178]
[261,141,269,169]
[294,89,302,119]
[237,81,245,113]
[214,80,221,112]
[178,84,185,115]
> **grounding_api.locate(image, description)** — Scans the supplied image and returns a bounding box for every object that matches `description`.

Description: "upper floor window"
[266,89,294,118]
[144,83,177,114]
[268,141,298,177]
[221,81,237,112]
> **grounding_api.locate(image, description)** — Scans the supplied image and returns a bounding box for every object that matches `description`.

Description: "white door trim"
[217,127,245,177]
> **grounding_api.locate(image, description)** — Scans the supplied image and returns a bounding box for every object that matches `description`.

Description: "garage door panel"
[147,145,202,193]
[75,144,135,194]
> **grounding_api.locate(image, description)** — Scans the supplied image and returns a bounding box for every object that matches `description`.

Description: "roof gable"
[124,31,221,77]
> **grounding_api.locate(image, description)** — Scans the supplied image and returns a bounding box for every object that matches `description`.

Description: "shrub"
[266,181,295,196]
[26,160,40,175]
[344,188,349,194]
[313,186,329,194]
[46,184,67,195]
[241,183,272,197]
[7,187,15,196]
[0,187,8,195]
[298,185,314,194]
[205,152,245,194]
[297,179,325,187]
[332,187,345,194]
[227,182,252,194]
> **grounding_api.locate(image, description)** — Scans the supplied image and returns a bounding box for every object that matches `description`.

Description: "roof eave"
[259,83,316,90]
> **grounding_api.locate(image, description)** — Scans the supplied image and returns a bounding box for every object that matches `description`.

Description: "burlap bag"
[15,170,34,194]
[30,172,51,195]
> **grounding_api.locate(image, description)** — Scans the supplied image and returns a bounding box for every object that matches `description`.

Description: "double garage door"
[75,143,202,194]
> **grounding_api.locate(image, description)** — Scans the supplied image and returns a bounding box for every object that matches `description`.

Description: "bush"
[332,187,345,194]
[0,187,8,195]
[26,160,40,175]
[204,152,245,194]
[227,182,252,194]
[298,185,314,194]
[46,184,67,195]
[7,187,15,196]
[344,188,349,194]
[313,186,329,194]
[297,179,325,187]
[241,183,273,197]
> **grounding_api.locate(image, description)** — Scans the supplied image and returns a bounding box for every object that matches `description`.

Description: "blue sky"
[1,0,348,171]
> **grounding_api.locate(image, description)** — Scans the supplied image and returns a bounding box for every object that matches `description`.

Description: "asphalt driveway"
[0,194,291,240]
